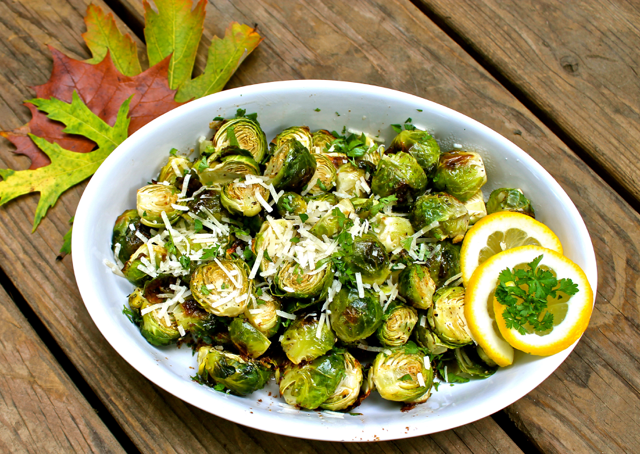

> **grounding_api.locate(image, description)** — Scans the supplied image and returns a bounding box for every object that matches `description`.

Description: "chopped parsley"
[314,108,321,112]
[179,255,191,270]
[200,285,211,295]
[194,219,204,233]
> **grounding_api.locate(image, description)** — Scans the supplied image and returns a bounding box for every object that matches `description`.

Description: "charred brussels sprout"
[398,265,436,310]
[413,320,449,355]
[335,162,366,197]
[276,192,308,217]
[427,287,472,347]
[370,343,433,403]
[212,117,268,163]
[329,287,383,343]
[127,287,146,313]
[186,189,228,222]
[122,244,167,285]
[190,259,253,317]
[371,214,415,253]
[377,303,419,347]
[280,317,335,364]
[198,155,260,185]
[310,199,354,239]
[321,352,363,411]
[273,126,313,151]
[264,140,317,191]
[244,294,281,338]
[112,209,147,264]
[464,189,487,224]
[158,155,192,185]
[139,299,181,346]
[345,234,391,285]
[273,261,334,300]
[196,347,272,396]
[306,192,339,206]
[486,188,535,218]
[229,318,271,358]
[432,151,487,202]
[322,152,349,169]
[173,299,219,335]
[312,129,335,153]
[221,181,270,217]
[280,352,346,410]
[136,184,184,228]
[410,193,469,243]
[306,153,337,195]
[371,152,427,203]
[388,129,440,176]
[423,241,461,288]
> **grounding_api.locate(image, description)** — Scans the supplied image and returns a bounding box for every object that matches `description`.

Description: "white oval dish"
[73,80,597,441]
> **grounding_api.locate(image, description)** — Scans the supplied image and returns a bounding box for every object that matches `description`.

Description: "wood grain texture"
[0,0,521,452]
[0,285,124,453]
[416,0,640,205]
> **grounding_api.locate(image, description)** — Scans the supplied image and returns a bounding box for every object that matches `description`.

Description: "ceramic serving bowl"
[73,80,597,441]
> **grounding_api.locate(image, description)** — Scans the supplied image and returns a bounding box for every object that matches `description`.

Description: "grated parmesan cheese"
[424,356,431,370]
[443,272,463,287]
[417,372,426,387]
[255,188,273,213]
[355,272,364,298]
[276,310,296,320]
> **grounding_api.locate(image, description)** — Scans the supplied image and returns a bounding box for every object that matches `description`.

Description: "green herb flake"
[314,108,321,112]
[179,255,191,270]
[169,148,178,156]
[390,124,403,134]
[400,374,412,381]
[213,116,224,121]
[200,285,211,295]
[227,126,240,147]
[335,111,341,116]
[290,237,301,244]
[194,219,204,233]
[416,109,423,112]
[299,213,309,223]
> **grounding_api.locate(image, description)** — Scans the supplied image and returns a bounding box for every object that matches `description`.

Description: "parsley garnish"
[416,109,423,112]
[328,130,372,158]
[400,374,412,381]
[256,287,263,297]
[335,111,341,116]
[390,124,403,134]
[201,245,221,261]
[169,148,178,156]
[200,285,211,295]
[213,383,226,392]
[495,255,579,335]
[401,237,413,252]
[213,116,224,121]
[196,156,208,172]
[235,108,258,123]
[221,282,228,290]
[179,255,191,270]
[264,250,273,262]
[368,194,397,217]
[122,306,142,326]
[314,108,321,112]
[194,219,204,233]
[227,126,240,147]
[299,213,309,223]
[290,237,301,244]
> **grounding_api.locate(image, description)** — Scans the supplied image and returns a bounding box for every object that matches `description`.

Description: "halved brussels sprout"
[306,154,337,195]
[245,293,281,338]
[358,144,385,171]
[388,129,440,176]
[345,233,391,285]
[398,264,436,310]
[322,152,349,169]
[464,189,487,224]
[305,192,339,206]
[370,344,433,403]
[432,151,487,202]
[320,352,363,411]
[335,162,366,197]
[190,259,253,317]
[312,129,335,152]
[376,303,419,347]
[253,219,295,272]
[486,188,535,218]
[273,126,313,151]
[310,198,355,239]
[221,181,270,217]
[427,287,472,348]
[370,214,415,253]
[158,155,192,185]
[280,317,335,364]
[186,189,229,222]
[276,192,308,217]
[410,193,469,243]
[329,287,383,343]
[371,152,428,204]
[423,241,461,288]
[122,244,167,285]
[279,352,346,410]
[476,345,497,367]
[229,318,271,358]
[136,184,184,228]
[212,117,268,163]
[413,319,449,355]
[264,140,317,191]
[112,209,148,264]
[454,345,498,379]
[273,260,334,300]
[173,298,219,335]
[199,155,261,185]
[196,347,272,396]
[139,299,181,346]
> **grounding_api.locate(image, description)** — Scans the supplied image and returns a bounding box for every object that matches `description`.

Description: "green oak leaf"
[0,91,131,231]
[59,216,74,256]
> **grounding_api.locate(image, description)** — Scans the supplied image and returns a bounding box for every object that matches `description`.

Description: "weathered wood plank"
[0,285,124,453]
[0,0,521,452]
[107,0,640,452]
[416,0,640,205]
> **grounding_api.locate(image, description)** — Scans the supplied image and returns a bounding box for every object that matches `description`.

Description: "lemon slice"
[461,212,563,287]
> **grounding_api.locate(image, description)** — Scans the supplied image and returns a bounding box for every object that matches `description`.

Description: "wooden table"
[1,0,639,452]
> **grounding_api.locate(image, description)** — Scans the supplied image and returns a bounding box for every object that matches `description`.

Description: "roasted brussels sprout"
[139,299,181,346]
[388,129,440,176]
[273,126,313,151]
[335,162,366,197]
[273,260,334,300]
[410,193,469,243]
[454,345,498,379]
[321,352,363,411]
[196,347,272,396]
[121,244,167,285]
[398,264,436,310]
[244,294,281,338]
[306,153,337,195]
[432,151,487,202]
[310,198,355,239]
[312,129,335,153]
[229,318,271,358]
[371,152,428,203]
[423,241,461,288]
[264,140,317,191]
[370,344,433,403]
[376,303,419,347]
[276,192,308,217]
[136,184,184,228]
[486,188,535,218]
[464,189,487,224]
[158,155,192,185]
[305,192,339,206]
[371,214,415,253]
[190,259,253,317]
[476,345,497,367]
[413,320,449,355]
[127,287,146,313]
[280,317,335,364]
[173,298,219,335]
[112,209,148,264]
[221,181,270,217]
[322,152,349,169]
[358,144,385,171]
[198,155,261,185]
[280,352,346,409]
[212,117,268,163]
[329,287,383,343]
[427,287,472,347]
[345,233,391,285]
[186,188,229,222]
